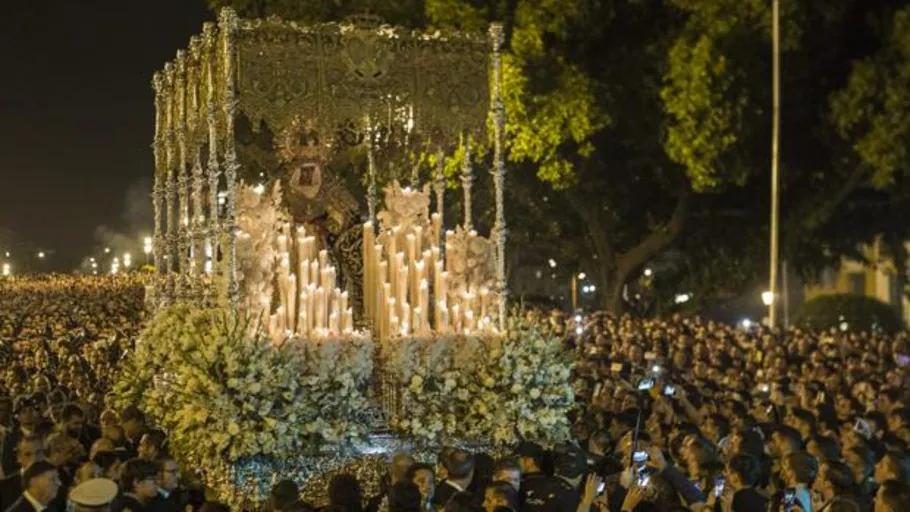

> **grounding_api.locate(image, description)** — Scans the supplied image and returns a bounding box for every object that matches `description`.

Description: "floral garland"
[383,316,573,446]
[108,304,374,505]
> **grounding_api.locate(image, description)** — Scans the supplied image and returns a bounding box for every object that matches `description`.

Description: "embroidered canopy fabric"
[149,8,506,313]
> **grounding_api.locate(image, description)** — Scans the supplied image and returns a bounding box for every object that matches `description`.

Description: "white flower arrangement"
[235,181,286,322]
[384,317,573,446]
[108,303,374,501]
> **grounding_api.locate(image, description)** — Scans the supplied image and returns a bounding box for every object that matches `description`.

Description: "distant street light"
[643,268,653,277]
[761,291,775,306]
[1,263,10,277]
[578,272,586,280]
[37,252,45,259]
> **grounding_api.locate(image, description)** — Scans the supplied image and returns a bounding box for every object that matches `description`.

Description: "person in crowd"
[389,481,423,512]
[515,442,546,507]
[5,461,60,512]
[482,482,518,512]
[329,474,363,512]
[111,459,158,512]
[73,462,101,487]
[491,459,521,493]
[147,456,180,512]
[772,450,818,511]
[407,464,436,512]
[0,435,45,511]
[269,479,310,512]
[1,397,42,477]
[874,450,909,485]
[57,404,100,454]
[874,480,910,512]
[433,449,475,507]
[522,444,584,512]
[136,431,166,463]
[812,460,860,512]
[368,453,415,512]
[118,408,146,460]
[68,478,118,512]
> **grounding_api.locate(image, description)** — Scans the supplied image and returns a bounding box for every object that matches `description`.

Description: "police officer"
[522,444,587,512]
[69,478,118,512]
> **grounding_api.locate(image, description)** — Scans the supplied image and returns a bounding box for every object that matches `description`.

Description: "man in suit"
[4,461,61,512]
[1,397,42,478]
[118,408,147,461]
[0,436,44,511]
[147,456,181,512]
[432,448,475,507]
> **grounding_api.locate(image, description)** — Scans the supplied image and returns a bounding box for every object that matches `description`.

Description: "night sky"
[0,0,212,271]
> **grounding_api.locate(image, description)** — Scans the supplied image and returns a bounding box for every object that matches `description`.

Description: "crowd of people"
[0,275,909,512]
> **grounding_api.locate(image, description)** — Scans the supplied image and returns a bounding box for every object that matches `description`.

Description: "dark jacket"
[0,474,22,512]
[3,496,38,512]
[521,474,579,512]
[111,494,148,512]
[1,430,22,478]
[432,481,469,508]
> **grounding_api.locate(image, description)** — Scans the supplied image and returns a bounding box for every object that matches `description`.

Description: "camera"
[662,384,675,396]
[632,450,649,463]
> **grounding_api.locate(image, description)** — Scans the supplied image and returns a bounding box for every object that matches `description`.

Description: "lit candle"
[401,302,411,336]
[363,222,374,318]
[319,250,328,270]
[287,274,297,333]
[452,304,462,333]
[343,308,353,333]
[406,234,417,266]
[277,235,288,255]
[413,306,422,333]
[414,226,423,258]
[329,311,339,334]
[315,288,325,330]
[438,301,449,332]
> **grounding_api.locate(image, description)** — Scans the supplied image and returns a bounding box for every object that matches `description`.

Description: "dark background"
[0,0,211,271]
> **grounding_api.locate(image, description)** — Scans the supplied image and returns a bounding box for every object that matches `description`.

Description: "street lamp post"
[768,0,781,328]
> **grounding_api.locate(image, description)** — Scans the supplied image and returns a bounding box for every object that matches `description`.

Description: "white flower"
[530,388,541,399]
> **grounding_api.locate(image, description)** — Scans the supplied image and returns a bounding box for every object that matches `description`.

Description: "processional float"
[149,9,507,338]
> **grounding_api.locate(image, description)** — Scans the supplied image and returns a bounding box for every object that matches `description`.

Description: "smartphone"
[596,482,605,495]
[713,476,725,499]
[637,474,651,487]
[663,384,676,396]
[592,382,603,398]
[610,363,624,373]
[783,489,799,511]
[633,450,649,463]
[896,353,910,367]
[854,418,873,439]
[758,383,770,394]
[644,352,657,361]
[637,378,655,391]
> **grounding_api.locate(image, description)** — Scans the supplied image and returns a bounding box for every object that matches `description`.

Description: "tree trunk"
[588,192,689,314]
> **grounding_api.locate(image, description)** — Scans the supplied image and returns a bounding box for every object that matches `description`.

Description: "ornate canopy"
[149,8,507,328]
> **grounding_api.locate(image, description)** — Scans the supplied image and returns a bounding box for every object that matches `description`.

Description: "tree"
[826,4,910,317]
